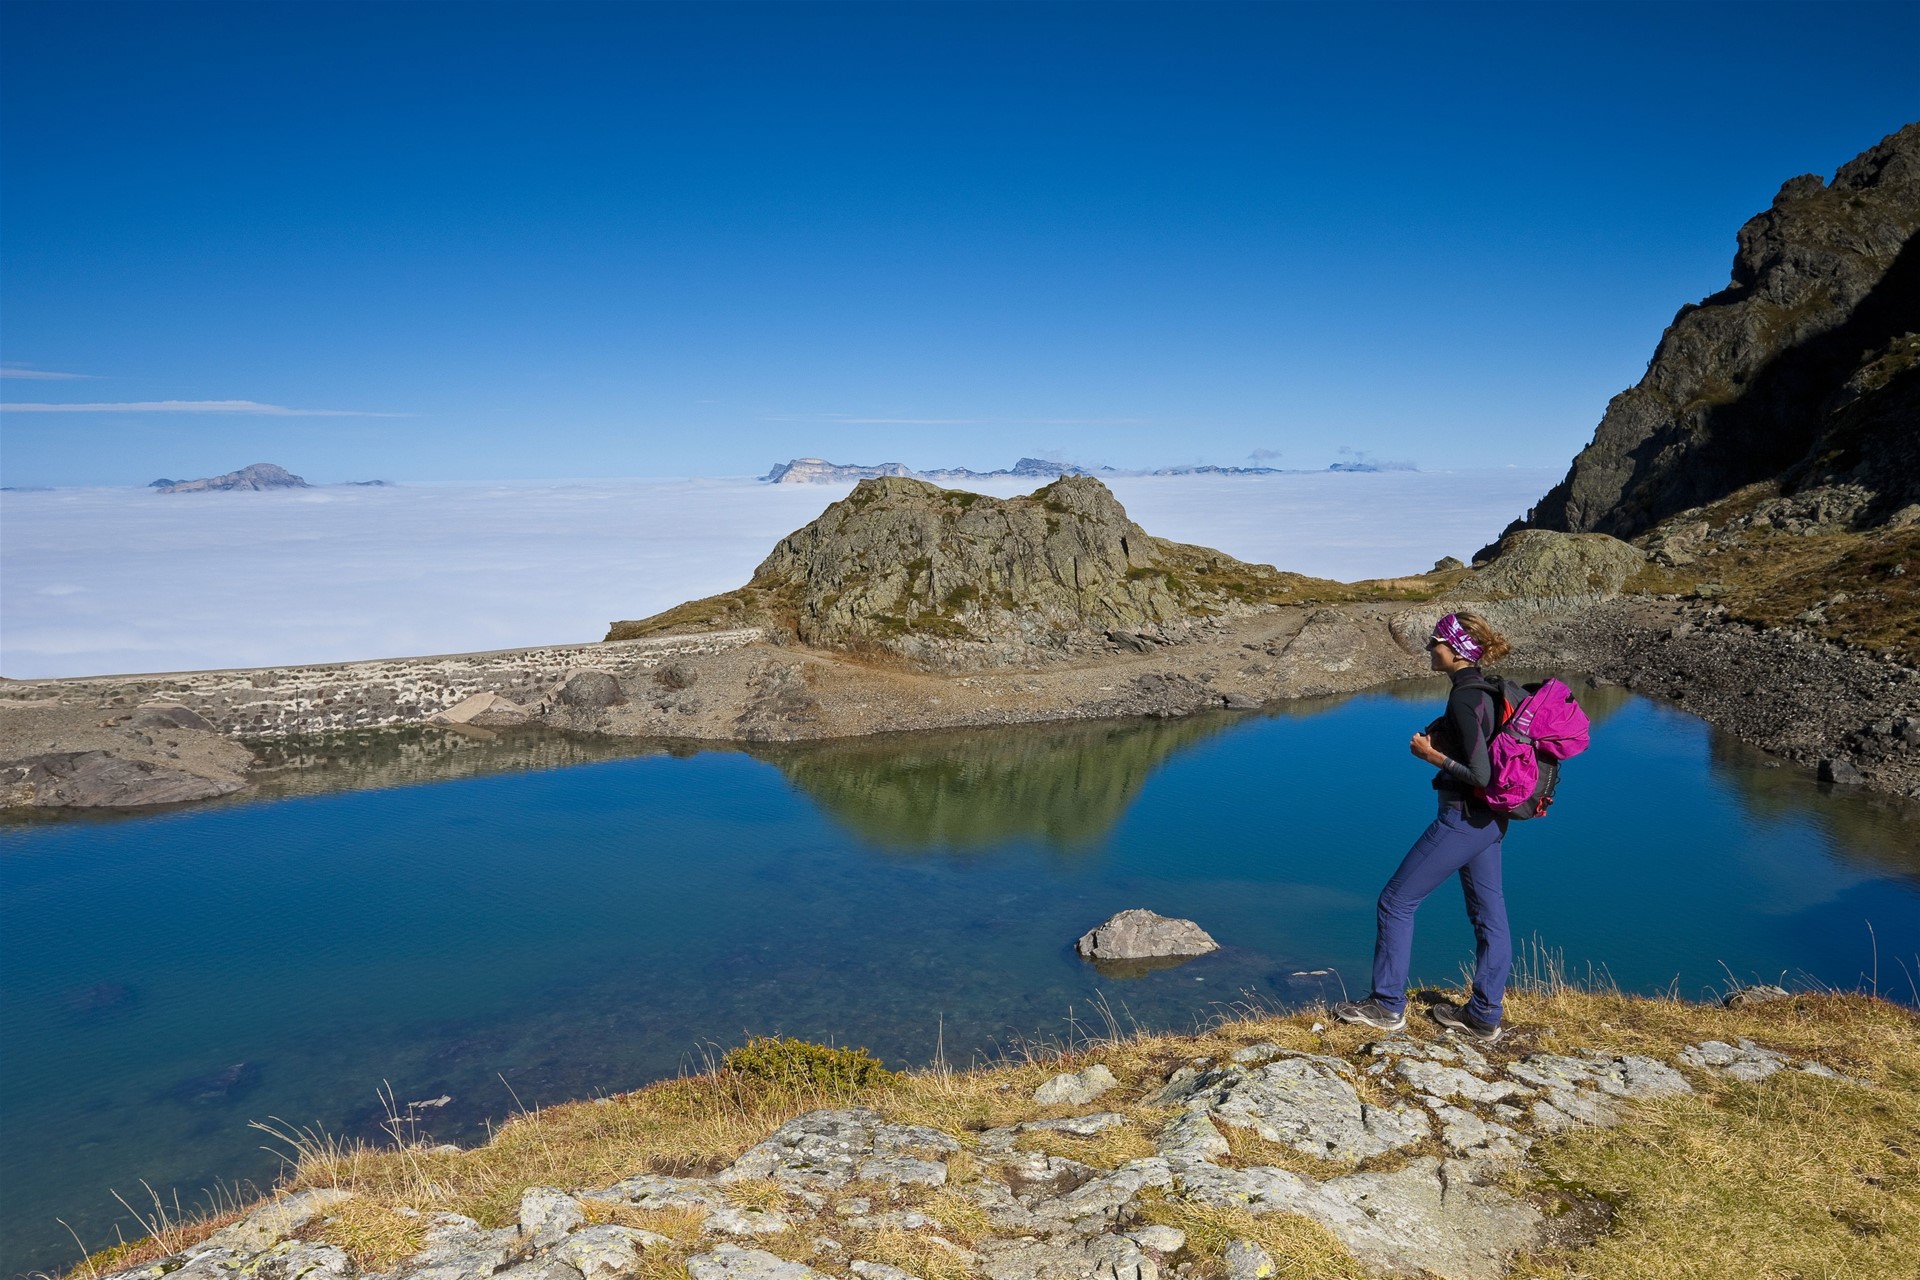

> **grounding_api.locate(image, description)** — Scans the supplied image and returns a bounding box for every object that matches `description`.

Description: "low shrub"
[721,1036,895,1093]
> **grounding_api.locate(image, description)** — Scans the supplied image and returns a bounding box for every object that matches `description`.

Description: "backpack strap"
[1452,674,1509,736]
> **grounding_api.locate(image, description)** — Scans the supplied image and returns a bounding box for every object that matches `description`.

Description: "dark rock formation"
[610,475,1332,669]
[0,750,245,806]
[557,670,627,710]
[151,462,310,493]
[1504,123,1920,545]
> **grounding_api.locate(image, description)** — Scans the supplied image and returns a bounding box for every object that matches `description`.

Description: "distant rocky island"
[760,456,1413,483]
[147,463,389,493]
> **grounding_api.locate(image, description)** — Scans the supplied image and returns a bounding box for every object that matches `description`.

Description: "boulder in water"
[1075,908,1219,961]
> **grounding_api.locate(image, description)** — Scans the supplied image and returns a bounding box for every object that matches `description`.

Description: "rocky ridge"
[1508,122,1920,543]
[87,1027,1868,1280]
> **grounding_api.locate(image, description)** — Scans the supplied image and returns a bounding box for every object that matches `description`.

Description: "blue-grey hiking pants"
[1369,801,1511,1025]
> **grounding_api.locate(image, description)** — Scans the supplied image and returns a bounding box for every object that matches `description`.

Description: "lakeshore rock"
[1076,909,1219,962]
[0,749,246,807]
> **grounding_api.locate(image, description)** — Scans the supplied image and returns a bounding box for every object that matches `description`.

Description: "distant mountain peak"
[150,463,310,494]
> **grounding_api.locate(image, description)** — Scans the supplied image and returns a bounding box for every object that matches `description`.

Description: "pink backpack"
[1472,676,1591,820]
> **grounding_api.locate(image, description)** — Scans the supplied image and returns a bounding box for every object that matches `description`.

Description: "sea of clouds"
[0,469,1559,679]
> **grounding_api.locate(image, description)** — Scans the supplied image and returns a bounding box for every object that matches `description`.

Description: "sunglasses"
[1424,636,1445,650]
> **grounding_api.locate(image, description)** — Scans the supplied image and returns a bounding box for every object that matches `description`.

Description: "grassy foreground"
[72,986,1920,1280]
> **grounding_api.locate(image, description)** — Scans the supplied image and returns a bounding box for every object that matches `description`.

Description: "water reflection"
[1706,733,1920,881]
[751,714,1239,851]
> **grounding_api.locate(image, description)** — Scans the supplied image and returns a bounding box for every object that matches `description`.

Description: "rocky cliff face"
[608,475,1327,668]
[1509,122,1920,543]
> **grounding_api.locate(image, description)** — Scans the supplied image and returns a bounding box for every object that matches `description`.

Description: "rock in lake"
[1076,908,1218,962]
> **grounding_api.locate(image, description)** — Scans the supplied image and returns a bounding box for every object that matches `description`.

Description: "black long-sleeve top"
[1427,666,1500,798]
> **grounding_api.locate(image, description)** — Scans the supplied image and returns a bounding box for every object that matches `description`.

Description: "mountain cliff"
[1505,122,1920,543]
[607,475,1341,668]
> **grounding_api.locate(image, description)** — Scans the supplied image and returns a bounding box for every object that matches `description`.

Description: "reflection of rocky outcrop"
[752,714,1238,851]
[1505,123,1920,543]
[244,727,671,803]
[608,476,1338,670]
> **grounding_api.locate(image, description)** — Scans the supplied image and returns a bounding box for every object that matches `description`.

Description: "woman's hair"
[1451,610,1512,665]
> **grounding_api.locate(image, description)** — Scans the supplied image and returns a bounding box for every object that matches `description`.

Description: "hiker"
[1334,610,1513,1044]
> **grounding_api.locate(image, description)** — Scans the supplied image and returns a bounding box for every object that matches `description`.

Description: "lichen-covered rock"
[685,1246,833,1280]
[1223,1240,1276,1280]
[1468,530,1644,600]
[1075,909,1218,961]
[554,1225,672,1279]
[717,1107,958,1189]
[201,1189,356,1255]
[516,1187,585,1247]
[1168,1054,1431,1162]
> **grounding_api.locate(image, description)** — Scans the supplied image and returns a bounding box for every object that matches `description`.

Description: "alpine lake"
[5,678,1920,1277]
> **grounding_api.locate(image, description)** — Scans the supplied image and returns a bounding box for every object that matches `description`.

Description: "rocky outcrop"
[608,476,1330,670]
[0,748,245,807]
[0,698,255,808]
[1466,530,1644,599]
[1508,122,1920,543]
[90,1032,1857,1280]
[151,463,310,494]
[1075,909,1220,962]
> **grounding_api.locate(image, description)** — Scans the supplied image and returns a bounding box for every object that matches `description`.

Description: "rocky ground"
[79,990,1914,1280]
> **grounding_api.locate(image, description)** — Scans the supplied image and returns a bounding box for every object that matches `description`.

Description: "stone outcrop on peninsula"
[608,475,1338,670]
[1505,121,1919,543]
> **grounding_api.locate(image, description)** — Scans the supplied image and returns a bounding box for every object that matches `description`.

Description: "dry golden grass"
[1133,1191,1371,1279]
[71,989,1920,1280]
[311,1200,428,1272]
[1012,1122,1158,1169]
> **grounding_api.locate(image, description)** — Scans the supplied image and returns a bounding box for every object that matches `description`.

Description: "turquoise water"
[4,682,1919,1276]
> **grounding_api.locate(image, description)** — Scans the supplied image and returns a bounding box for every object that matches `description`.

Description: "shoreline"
[5,595,1920,811]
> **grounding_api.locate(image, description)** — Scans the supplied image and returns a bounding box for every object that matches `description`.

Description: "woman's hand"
[1409,732,1447,766]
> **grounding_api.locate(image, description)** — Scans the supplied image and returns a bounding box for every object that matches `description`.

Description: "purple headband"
[1431,613,1483,663]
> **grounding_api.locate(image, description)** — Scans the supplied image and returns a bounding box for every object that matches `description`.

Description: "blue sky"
[2,0,1915,486]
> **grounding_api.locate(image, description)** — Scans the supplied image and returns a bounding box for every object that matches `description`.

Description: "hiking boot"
[1430,1001,1503,1045]
[1332,999,1407,1032]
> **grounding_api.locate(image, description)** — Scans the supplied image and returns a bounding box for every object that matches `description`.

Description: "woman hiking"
[1334,611,1513,1044]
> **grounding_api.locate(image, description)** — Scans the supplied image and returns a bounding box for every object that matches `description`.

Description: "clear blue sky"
[2,0,1915,486]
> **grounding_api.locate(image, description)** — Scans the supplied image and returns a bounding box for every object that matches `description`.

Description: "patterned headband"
[1431,613,1483,663]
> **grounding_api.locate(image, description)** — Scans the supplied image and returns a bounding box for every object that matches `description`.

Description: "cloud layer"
[0,470,1556,678]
